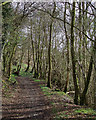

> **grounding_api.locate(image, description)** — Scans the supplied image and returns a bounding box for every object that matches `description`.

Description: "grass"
[41,86,55,96]
[34,79,41,82]
[39,84,45,87]
[2,80,9,93]
[33,79,45,82]
[40,85,72,102]
[21,64,27,70]
[75,108,96,115]
[3,74,17,88]
[2,74,17,97]
[54,108,96,119]
[9,74,18,84]
[57,91,66,96]
[19,71,32,77]
[52,107,58,114]
[53,111,68,120]
[12,64,33,78]
[50,102,55,105]
[12,65,17,70]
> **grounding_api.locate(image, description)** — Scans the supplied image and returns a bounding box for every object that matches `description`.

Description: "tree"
[2,2,13,47]
[25,44,30,72]
[70,2,79,105]
[47,2,56,88]
[2,1,96,108]
[93,41,96,109]
[63,2,70,93]
[93,11,96,110]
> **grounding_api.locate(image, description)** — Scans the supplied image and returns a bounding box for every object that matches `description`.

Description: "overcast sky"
[12,0,96,2]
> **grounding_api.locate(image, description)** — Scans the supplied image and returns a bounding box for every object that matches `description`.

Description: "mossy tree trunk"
[80,3,93,106]
[93,40,96,109]
[78,2,82,92]
[70,2,79,105]
[16,48,24,76]
[80,56,93,105]
[25,47,30,72]
[30,18,35,74]
[82,2,88,83]
[2,42,8,75]
[47,2,56,88]
[63,3,70,93]
[8,44,17,78]
[93,12,96,110]
[47,22,52,88]
[39,38,44,79]
[37,33,40,78]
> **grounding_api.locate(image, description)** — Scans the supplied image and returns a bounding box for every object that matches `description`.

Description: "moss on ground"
[74,108,96,115]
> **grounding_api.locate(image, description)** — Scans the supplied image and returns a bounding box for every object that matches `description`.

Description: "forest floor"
[2,76,96,120]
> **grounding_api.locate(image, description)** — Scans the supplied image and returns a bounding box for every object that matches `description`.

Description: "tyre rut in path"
[2,77,52,120]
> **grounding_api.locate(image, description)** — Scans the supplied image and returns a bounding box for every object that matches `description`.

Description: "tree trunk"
[47,22,52,88]
[34,51,38,78]
[80,3,92,105]
[25,48,30,72]
[93,41,96,109]
[39,44,43,78]
[30,18,35,74]
[78,2,82,92]
[70,2,79,105]
[37,33,40,78]
[80,56,93,105]
[8,44,17,78]
[93,12,96,110]
[82,2,88,83]
[63,2,69,93]
[15,48,24,76]
[2,42,8,75]
[47,2,56,88]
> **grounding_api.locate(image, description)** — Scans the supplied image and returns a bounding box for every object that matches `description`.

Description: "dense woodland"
[1,1,96,109]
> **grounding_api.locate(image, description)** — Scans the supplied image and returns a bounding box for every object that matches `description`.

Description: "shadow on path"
[2,77,52,120]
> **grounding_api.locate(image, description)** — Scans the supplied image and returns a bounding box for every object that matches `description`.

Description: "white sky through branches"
[1,0,96,2]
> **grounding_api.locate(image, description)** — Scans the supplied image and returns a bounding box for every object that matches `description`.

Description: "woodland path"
[2,76,96,120]
[2,77,52,120]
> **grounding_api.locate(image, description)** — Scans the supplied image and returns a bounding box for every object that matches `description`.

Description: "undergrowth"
[19,71,32,77]
[75,108,96,115]
[33,78,96,119]
[2,74,17,97]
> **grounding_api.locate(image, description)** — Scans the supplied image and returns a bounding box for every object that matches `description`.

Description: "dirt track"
[2,77,52,120]
[2,76,96,120]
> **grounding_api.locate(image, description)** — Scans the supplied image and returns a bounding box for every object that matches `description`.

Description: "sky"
[1,0,96,2]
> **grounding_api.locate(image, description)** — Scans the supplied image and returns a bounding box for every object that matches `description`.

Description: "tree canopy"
[1,1,96,109]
